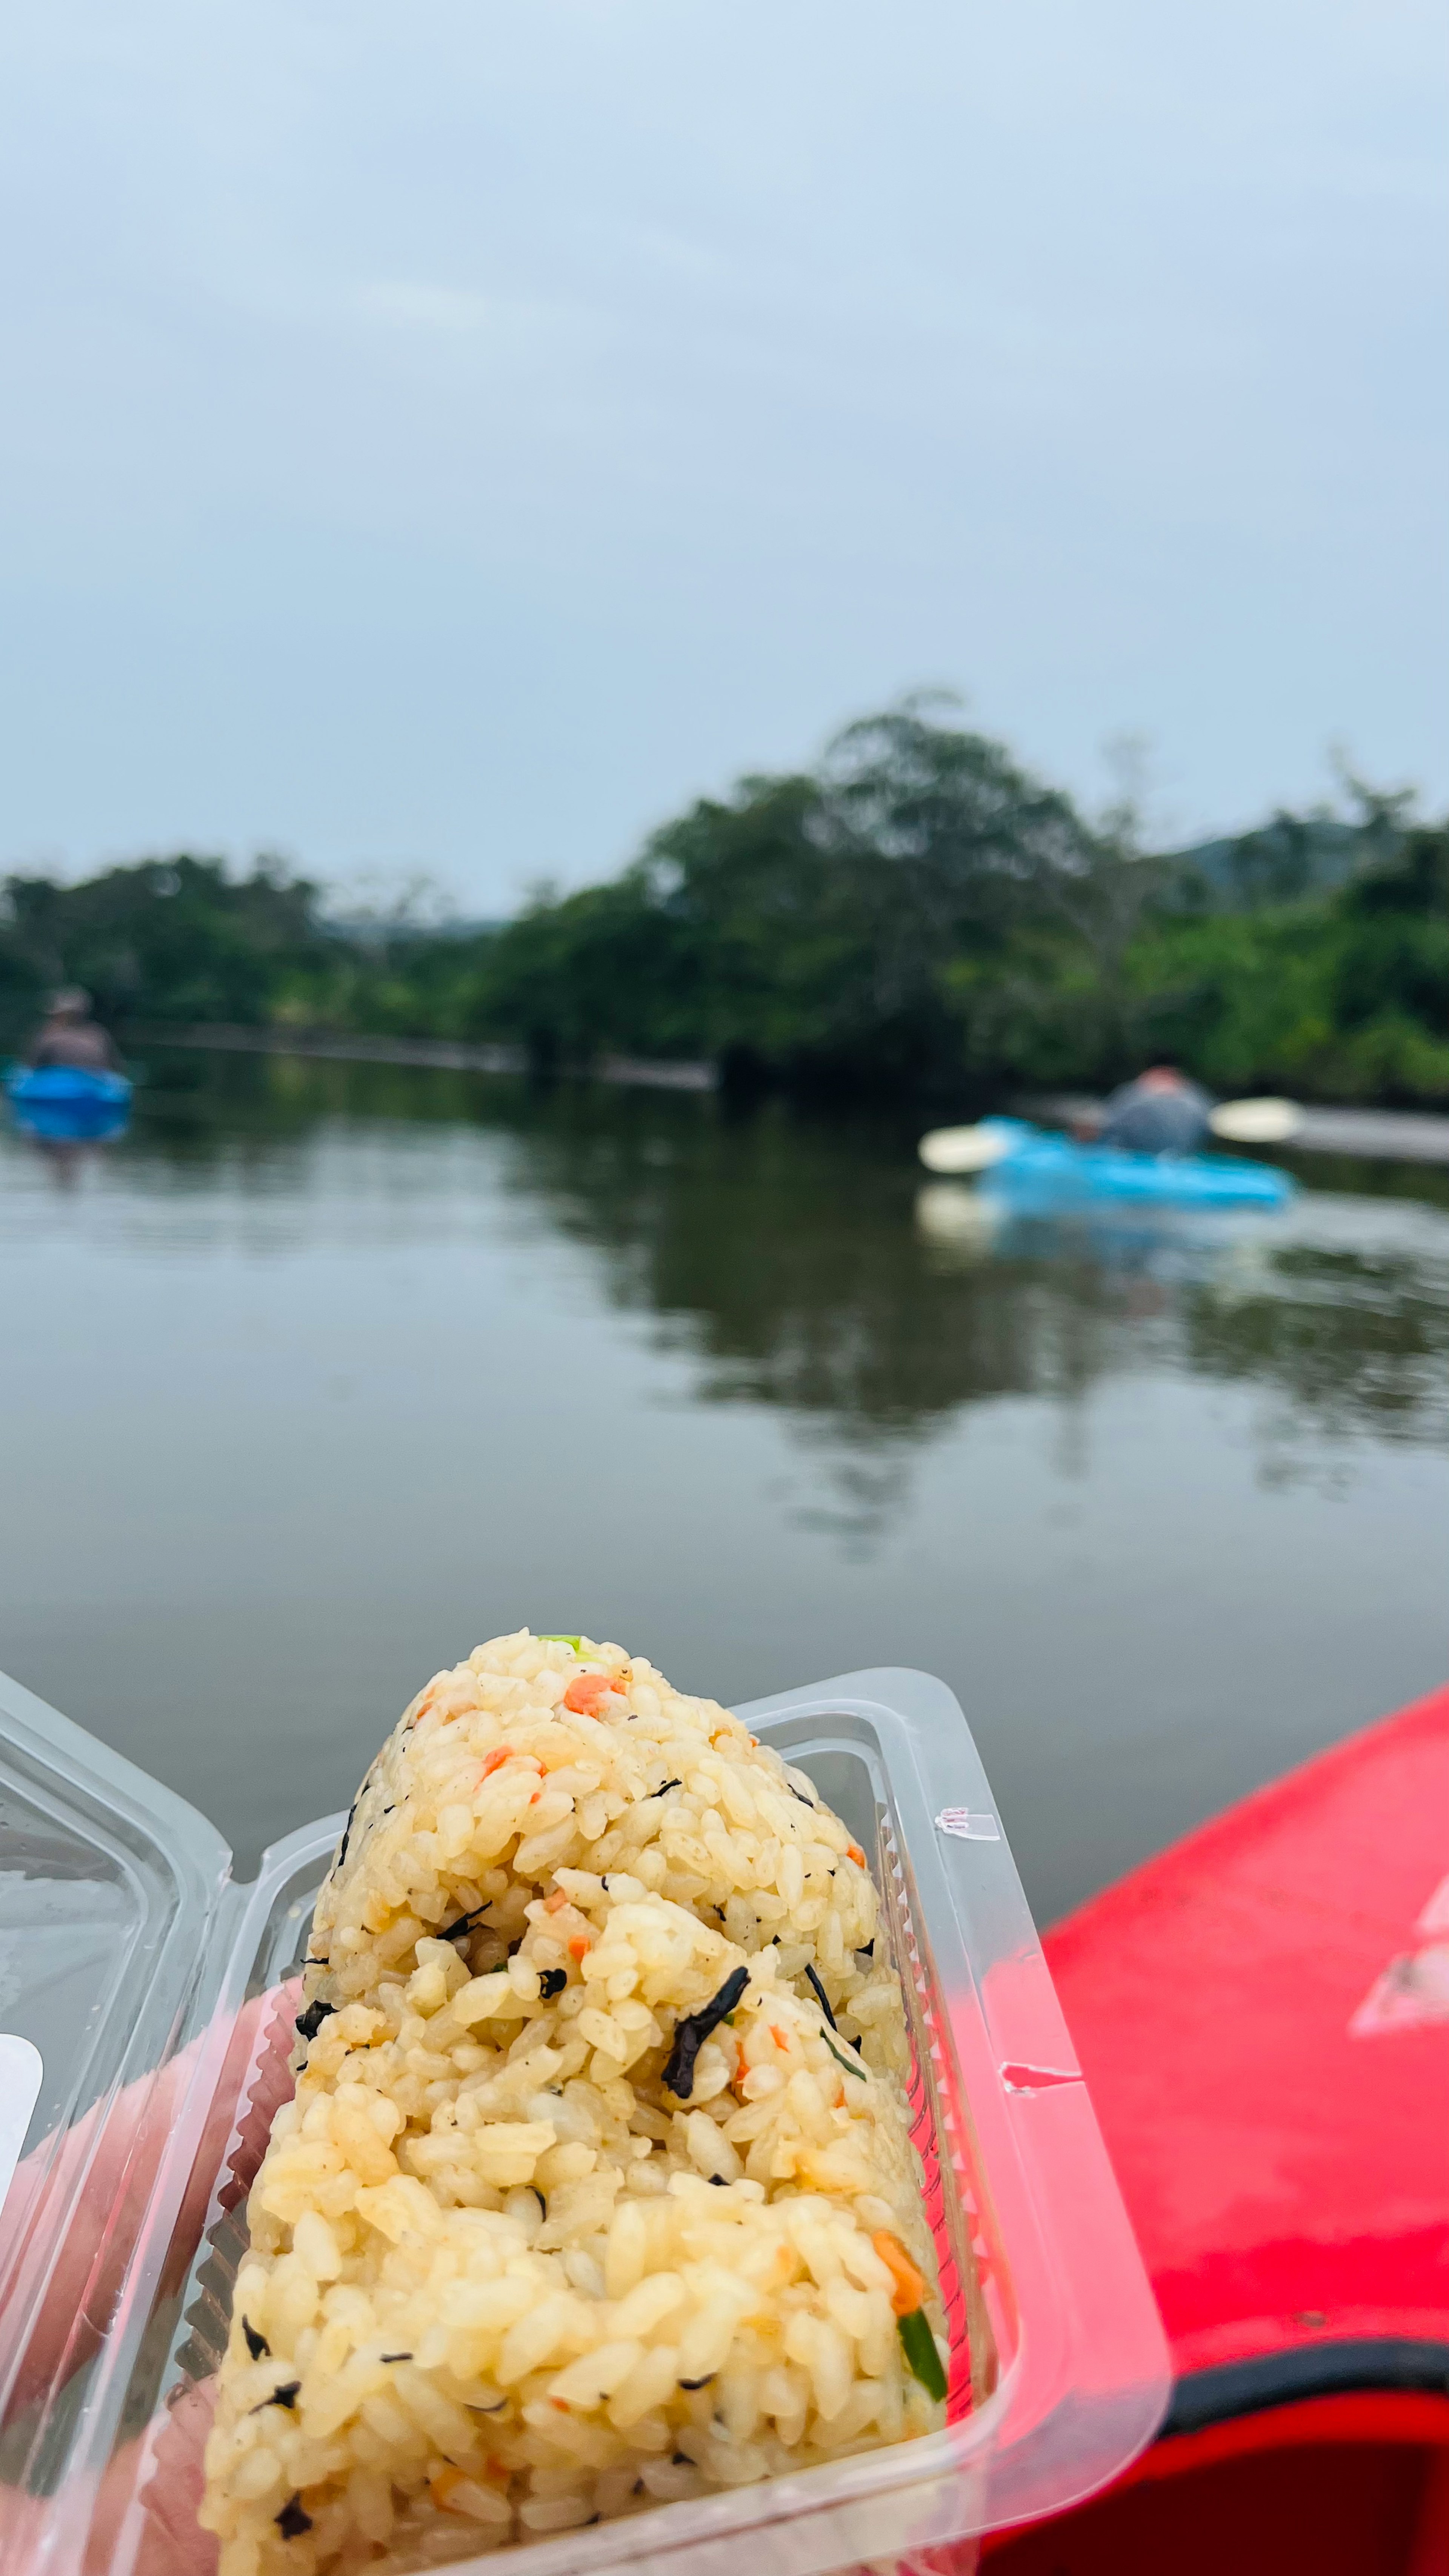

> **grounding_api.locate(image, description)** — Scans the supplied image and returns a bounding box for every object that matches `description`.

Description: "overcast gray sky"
[1,1,1443,906]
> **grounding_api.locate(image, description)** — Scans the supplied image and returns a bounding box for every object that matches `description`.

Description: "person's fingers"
[84,2381,220,2576]
[0,1981,299,2568]
[0,2479,52,2573]
[1,1979,299,2472]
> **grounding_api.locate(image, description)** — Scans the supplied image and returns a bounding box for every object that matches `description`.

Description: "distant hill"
[324,912,508,948]
[1163,814,1379,910]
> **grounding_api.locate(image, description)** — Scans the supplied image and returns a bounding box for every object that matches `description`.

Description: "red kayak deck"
[983,1682,1449,2569]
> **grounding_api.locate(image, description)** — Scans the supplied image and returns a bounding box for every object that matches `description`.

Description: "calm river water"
[3,1051,1448,1922]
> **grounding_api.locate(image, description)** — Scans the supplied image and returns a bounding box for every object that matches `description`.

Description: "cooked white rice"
[198,1633,947,2574]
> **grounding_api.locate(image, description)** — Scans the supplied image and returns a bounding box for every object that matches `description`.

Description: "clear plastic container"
[0,1661,1169,2574]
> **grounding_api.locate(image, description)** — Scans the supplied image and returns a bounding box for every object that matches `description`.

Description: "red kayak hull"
[982,2393,1449,2573]
[983,1681,1449,2571]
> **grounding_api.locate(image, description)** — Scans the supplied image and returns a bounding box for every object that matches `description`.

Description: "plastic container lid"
[0,1661,1169,2574]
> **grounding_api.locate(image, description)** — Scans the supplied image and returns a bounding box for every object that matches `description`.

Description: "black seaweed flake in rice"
[294,1999,335,2044]
[380,2352,412,2364]
[275,2499,312,2540]
[241,2317,270,2362]
[538,1968,567,1999]
[647,1778,683,1800]
[804,1962,860,2046]
[661,1965,750,2099]
[249,2381,300,2414]
[788,1783,817,1808]
[804,1962,837,2029]
[334,1797,359,1871]
[440,1905,492,1944]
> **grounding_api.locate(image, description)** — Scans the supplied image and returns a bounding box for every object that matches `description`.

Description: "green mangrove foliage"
[2,710,1443,1101]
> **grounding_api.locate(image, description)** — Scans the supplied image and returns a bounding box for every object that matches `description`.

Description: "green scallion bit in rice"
[198,1632,949,2574]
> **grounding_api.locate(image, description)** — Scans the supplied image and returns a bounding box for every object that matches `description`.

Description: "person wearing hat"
[23,986,121,1075]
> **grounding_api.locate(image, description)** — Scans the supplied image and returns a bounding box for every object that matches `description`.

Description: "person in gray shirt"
[23,987,121,1075]
[1095,1064,1213,1156]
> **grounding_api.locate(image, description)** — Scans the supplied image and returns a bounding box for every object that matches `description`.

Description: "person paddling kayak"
[1092,1063,1212,1157]
[23,985,121,1074]
[918,1076,1295,1209]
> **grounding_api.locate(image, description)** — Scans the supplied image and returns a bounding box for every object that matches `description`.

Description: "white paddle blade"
[918,1124,1012,1174]
[1209,1097,1303,1145]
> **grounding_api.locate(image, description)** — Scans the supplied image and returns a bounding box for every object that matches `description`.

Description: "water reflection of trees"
[485,1092,1449,1485]
[491,1094,1128,1424]
[115,1054,1449,1490]
[1185,1245,1449,1456]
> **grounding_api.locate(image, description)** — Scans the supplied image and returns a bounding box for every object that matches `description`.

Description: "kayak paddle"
[919,1096,1305,1170]
[918,1125,1015,1173]
[1206,1097,1304,1144]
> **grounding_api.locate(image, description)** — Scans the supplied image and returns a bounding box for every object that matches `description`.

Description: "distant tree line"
[3,706,1446,1103]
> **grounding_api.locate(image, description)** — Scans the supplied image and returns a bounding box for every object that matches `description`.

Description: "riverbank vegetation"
[3,707,1444,1103]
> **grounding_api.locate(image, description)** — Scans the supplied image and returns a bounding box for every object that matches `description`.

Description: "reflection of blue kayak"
[974,1118,1295,1210]
[4,1063,132,1142]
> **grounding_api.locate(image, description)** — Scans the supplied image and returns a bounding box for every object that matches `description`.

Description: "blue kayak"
[975,1118,1295,1209]
[4,1063,132,1142]
[6,1066,131,1108]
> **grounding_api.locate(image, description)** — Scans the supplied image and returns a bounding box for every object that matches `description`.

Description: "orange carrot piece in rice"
[872,2229,927,2317]
[563,1672,617,1712]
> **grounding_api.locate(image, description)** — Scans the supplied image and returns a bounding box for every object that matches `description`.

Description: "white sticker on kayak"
[0,2036,43,2228]
[1350,1945,1449,2036]
[1417,1872,1449,1938]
